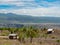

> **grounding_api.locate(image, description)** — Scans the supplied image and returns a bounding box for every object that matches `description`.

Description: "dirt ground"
[0,36,60,45]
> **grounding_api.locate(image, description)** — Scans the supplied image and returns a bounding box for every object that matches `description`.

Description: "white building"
[47,29,53,31]
[47,29,54,34]
[9,34,17,39]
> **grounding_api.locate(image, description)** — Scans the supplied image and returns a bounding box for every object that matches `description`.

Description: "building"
[9,34,17,39]
[47,29,54,34]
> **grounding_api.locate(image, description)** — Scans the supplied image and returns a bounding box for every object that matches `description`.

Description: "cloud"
[0,0,60,17]
[0,0,40,9]
[0,0,60,9]
[0,6,60,17]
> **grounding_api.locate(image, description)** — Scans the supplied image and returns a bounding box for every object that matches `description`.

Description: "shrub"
[56,40,60,43]
[51,36,56,39]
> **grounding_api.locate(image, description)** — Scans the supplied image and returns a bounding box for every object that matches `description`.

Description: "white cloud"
[0,0,59,8]
[0,0,38,8]
[0,6,60,17]
[0,0,60,17]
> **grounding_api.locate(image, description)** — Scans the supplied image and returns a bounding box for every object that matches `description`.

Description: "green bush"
[56,40,60,43]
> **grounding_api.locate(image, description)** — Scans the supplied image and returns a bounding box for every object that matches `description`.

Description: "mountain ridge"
[0,13,60,24]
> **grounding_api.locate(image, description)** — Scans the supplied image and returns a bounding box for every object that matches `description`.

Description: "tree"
[0,28,4,35]
[0,27,7,33]
[7,28,17,34]
[26,26,39,43]
[18,27,27,43]
[18,26,39,43]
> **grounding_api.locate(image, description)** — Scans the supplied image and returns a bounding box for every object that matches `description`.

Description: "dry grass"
[0,29,60,45]
[0,37,60,45]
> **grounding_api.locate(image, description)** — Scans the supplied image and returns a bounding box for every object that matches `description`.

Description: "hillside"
[0,13,60,24]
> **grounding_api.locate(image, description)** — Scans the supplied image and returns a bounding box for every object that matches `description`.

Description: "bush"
[39,41,42,44]
[51,36,56,39]
[56,40,60,43]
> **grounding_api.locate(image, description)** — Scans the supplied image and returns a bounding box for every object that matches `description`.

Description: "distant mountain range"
[0,13,60,24]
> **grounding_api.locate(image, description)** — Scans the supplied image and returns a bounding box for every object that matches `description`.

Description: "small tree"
[7,28,17,34]
[18,27,27,43]
[26,26,39,43]
[0,28,3,32]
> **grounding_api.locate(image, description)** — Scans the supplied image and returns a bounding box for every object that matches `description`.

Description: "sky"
[0,0,60,17]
